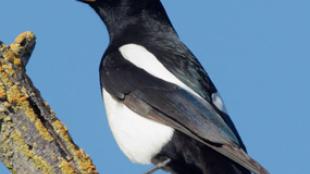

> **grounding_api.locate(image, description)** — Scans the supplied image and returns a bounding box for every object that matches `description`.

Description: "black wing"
[142,40,247,150]
[100,50,268,174]
[124,87,268,174]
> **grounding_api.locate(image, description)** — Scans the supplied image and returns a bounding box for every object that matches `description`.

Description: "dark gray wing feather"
[144,42,247,150]
[126,87,239,145]
[123,87,269,174]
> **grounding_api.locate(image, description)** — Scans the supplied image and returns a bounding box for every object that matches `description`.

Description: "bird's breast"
[102,89,174,164]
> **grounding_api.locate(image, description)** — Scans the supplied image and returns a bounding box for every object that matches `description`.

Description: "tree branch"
[0,32,98,174]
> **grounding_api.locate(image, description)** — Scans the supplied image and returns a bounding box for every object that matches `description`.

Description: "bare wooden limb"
[0,32,98,174]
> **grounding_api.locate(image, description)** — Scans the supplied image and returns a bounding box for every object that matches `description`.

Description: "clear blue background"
[0,0,309,173]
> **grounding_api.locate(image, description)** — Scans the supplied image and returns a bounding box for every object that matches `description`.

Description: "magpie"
[80,0,269,173]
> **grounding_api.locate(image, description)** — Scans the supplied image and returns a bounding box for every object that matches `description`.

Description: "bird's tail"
[210,144,269,174]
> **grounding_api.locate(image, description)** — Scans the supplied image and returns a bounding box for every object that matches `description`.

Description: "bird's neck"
[93,2,178,43]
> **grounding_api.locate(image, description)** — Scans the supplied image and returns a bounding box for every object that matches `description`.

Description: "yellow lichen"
[0,116,14,170]
[0,83,5,99]
[4,75,53,142]
[10,130,54,174]
[13,32,35,46]
[59,160,76,174]
[52,119,72,143]
[21,102,54,142]
[2,49,16,62]
[0,115,54,174]
[53,120,68,133]
[75,149,97,173]
[53,120,97,173]
[13,58,22,66]
[10,31,35,60]
[1,32,98,174]
[34,119,54,142]
[6,85,23,103]
[0,70,13,87]
[1,63,15,76]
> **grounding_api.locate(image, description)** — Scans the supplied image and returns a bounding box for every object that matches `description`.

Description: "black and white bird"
[80,0,269,174]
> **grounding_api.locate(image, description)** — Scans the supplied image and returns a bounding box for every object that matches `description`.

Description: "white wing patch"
[103,90,174,164]
[119,44,229,114]
[119,44,200,98]
[115,44,228,162]
[211,92,227,113]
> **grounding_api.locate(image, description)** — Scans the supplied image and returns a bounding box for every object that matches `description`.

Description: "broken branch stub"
[0,32,98,174]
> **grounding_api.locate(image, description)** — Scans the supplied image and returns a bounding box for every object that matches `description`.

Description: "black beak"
[77,0,96,4]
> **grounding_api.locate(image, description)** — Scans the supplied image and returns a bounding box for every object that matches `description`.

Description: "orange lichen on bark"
[74,149,98,174]
[53,120,98,174]
[0,83,5,99]
[2,67,54,142]
[59,160,76,174]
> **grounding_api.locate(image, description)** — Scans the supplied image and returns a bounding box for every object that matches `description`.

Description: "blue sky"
[0,0,309,173]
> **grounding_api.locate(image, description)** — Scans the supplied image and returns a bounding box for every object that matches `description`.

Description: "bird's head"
[78,0,174,40]
[77,0,159,8]
[77,0,158,27]
[77,0,166,17]
[77,0,166,26]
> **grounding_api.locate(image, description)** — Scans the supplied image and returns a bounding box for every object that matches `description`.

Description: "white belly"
[103,90,174,164]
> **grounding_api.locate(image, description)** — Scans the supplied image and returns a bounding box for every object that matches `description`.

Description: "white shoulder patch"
[119,44,200,97]
[211,92,227,113]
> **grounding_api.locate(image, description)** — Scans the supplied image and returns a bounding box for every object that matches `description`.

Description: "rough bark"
[0,32,98,174]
